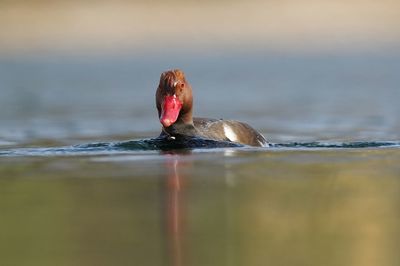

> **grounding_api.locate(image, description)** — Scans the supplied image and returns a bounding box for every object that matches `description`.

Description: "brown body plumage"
[156,69,268,147]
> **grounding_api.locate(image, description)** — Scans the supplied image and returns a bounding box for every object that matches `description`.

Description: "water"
[1,53,400,142]
[1,52,400,266]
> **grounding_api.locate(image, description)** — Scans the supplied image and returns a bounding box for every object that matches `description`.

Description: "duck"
[156,69,268,147]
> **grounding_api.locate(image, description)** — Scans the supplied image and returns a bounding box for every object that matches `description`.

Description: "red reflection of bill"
[165,153,189,266]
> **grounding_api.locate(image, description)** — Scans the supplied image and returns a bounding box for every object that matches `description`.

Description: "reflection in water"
[164,153,188,266]
[1,147,400,266]
[162,149,240,266]
[156,149,400,266]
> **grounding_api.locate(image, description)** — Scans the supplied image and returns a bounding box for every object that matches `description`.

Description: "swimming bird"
[156,69,268,147]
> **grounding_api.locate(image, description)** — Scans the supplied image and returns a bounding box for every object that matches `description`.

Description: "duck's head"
[156,69,193,128]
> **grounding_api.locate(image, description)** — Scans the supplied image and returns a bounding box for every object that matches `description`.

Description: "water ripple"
[273,141,400,149]
[0,138,399,157]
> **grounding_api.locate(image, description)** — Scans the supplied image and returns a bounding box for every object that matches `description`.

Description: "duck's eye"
[179,83,185,89]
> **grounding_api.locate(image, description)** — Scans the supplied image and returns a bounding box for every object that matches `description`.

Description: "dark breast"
[193,117,268,147]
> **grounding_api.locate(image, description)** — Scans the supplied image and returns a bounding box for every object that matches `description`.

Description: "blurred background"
[0,0,399,144]
[1,2,400,266]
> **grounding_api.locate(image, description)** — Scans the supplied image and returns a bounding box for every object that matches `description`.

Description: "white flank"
[223,124,237,142]
[260,140,269,147]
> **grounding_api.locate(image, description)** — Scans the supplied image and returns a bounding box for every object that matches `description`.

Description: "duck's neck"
[177,109,193,125]
[165,122,197,138]
[164,109,197,137]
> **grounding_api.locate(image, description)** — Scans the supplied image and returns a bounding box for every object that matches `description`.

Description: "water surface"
[1,52,400,266]
[1,142,400,266]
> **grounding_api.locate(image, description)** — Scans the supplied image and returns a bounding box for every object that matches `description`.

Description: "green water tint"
[1,51,400,265]
[1,148,400,266]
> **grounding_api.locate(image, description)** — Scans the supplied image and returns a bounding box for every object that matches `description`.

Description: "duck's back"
[194,117,268,147]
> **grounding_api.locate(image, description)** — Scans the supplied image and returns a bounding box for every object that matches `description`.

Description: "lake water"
[1,52,400,266]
